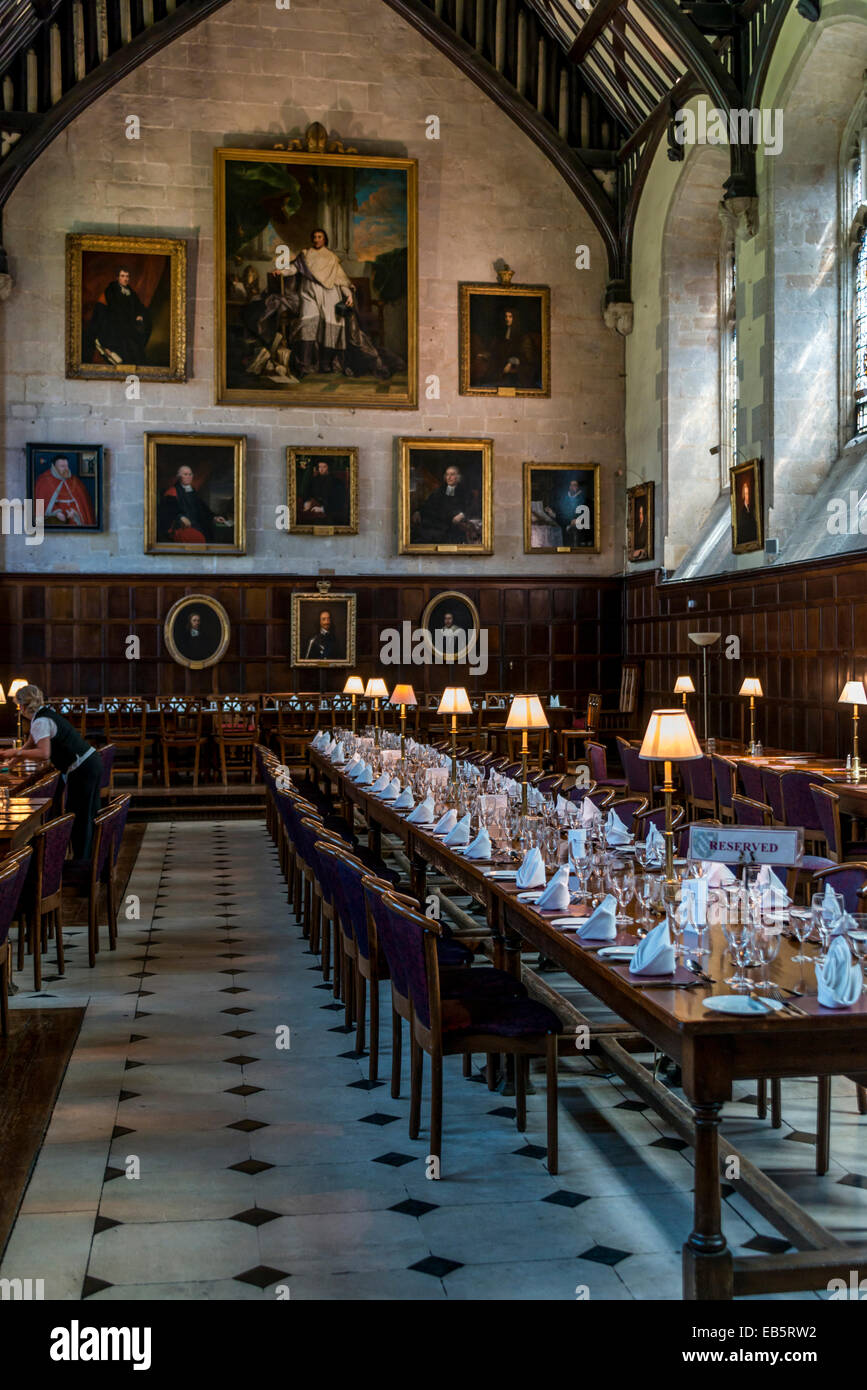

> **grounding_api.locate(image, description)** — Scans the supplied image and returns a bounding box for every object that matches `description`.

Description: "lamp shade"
[390,683,417,707]
[739,677,763,698]
[673,676,695,695]
[0,684,6,705]
[687,632,721,648]
[638,709,703,761]
[839,681,867,706]
[364,678,389,700]
[343,675,365,696]
[8,679,27,698]
[437,686,472,715]
[505,695,550,730]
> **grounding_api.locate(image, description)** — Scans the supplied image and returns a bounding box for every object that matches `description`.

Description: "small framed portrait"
[459,283,550,397]
[420,591,481,664]
[286,447,358,534]
[292,591,357,667]
[66,233,186,381]
[163,595,230,670]
[730,458,763,554]
[627,481,654,562]
[399,437,493,555]
[26,443,103,532]
[144,433,245,555]
[523,462,600,554]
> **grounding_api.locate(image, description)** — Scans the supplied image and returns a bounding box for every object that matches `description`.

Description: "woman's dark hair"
[311,227,329,246]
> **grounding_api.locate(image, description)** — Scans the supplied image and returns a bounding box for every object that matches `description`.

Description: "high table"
[309,745,867,1301]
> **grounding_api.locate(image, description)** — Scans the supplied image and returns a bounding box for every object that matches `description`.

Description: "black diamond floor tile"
[347,1079,385,1090]
[513,1143,547,1160]
[541,1189,591,1209]
[223,1029,256,1039]
[785,1130,817,1145]
[329,1024,355,1034]
[227,1118,268,1132]
[222,1007,253,1016]
[615,1099,648,1112]
[223,1055,259,1066]
[225,1084,263,1097]
[230,1207,281,1227]
[117,1091,140,1103]
[650,1136,689,1152]
[82,1275,113,1298]
[228,1157,274,1175]
[338,1049,367,1060]
[220,987,249,995]
[359,1113,399,1126]
[488,1106,517,1119]
[838,1172,867,1189]
[579,1244,631,1267]
[742,1234,791,1254]
[390,1198,438,1217]
[111,1125,135,1140]
[103,1166,125,1182]
[372,1152,416,1168]
[234,1265,288,1289]
[93,1214,122,1234]
[409,1255,462,1278]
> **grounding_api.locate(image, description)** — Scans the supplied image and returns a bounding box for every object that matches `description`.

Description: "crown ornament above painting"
[273,122,358,155]
[493,260,514,285]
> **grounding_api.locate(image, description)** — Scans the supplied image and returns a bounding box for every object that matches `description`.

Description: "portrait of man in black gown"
[163,596,230,670]
[401,440,492,554]
[288,448,357,532]
[730,459,763,554]
[145,434,245,554]
[627,481,654,562]
[460,284,549,396]
[293,593,356,667]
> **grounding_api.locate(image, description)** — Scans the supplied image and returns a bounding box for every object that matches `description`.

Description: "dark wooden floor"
[0,1006,84,1258]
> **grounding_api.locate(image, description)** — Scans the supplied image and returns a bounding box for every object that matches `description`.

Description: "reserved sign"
[688,825,804,866]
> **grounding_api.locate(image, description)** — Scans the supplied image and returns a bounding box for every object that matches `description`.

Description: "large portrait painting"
[27,443,103,532]
[627,481,654,562]
[215,128,417,409]
[730,457,763,554]
[66,234,186,381]
[287,446,358,534]
[420,591,481,664]
[164,595,230,670]
[459,283,550,396]
[292,591,357,667]
[144,433,245,555]
[523,462,600,554]
[399,438,493,555]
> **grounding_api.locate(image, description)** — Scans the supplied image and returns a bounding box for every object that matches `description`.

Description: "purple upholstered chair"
[813,863,867,913]
[19,812,74,990]
[732,794,773,827]
[711,754,738,822]
[62,796,130,968]
[780,770,831,852]
[760,768,785,824]
[608,796,649,835]
[634,803,685,842]
[736,760,766,802]
[586,742,627,792]
[0,847,32,1033]
[98,744,116,800]
[685,755,716,818]
[617,737,653,802]
[811,784,867,864]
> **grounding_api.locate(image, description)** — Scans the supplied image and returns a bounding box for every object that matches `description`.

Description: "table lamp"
[389,683,417,757]
[839,680,867,781]
[363,677,389,745]
[687,633,721,741]
[639,708,703,890]
[738,677,763,752]
[505,695,550,815]
[437,686,471,787]
[673,675,694,710]
[8,678,27,747]
[343,675,364,736]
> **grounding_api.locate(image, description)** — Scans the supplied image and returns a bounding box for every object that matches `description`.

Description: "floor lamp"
[364,678,388,746]
[343,675,364,736]
[389,683,417,758]
[687,633,720,742]
[638,708,703,894]
[437,687,471,788]
[839,681,867,781]
[505,695,549,815]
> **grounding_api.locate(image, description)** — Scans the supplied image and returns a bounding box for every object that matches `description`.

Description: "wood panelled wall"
[625,558,867,758]
[0,573,624,707]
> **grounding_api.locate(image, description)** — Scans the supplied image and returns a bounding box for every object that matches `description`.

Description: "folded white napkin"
[567,828,587,861]
[703,861,736,887]
[406,794,435,824]
[344,753,361,771]
[605,809,632,845]
[556,794,571,820]
[434,808,457,835]
[536,865,571,911]
[678,878,709,927]
[371,772,390,793]
[822,881,844,919]
[629,918,676,976]
[516,847,546,889]
[463,827,492,860]
[324,738,336,755]
[311,732,326,750]
[645,822,665,862]
[576,894,617,941]
[331,741,345,764]
[550,695,560,708]
[394,786,414,810]
[444,812,471,847]
[379,778,401,801]
[816,934,863,1008]
[355,763,373,785]
[347,760,365,781]
[757,864,789,907]
[582,797,602,826]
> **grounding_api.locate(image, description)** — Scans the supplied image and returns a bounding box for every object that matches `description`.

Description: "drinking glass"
[752,922,782,993]
[637,873,659,931]
[607,862,635,925]
[811,891,844,964]
[788,908,813,963]
[722,908,754,991]
[845,915,867,977]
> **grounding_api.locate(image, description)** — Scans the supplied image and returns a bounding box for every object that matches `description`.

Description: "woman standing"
[6,685,102,859]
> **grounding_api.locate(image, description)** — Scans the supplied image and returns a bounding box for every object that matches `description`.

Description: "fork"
[764,983,809,1016]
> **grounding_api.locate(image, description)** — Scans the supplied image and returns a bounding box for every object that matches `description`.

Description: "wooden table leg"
[682,1101,733,1300]
[410,850,426,908]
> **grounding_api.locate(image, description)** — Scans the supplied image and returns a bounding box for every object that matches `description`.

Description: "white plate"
[597,945,638,961]
[485,870,518,880]
[703,995,784,1015]
[517,890,543,903]
[550,917,582,928]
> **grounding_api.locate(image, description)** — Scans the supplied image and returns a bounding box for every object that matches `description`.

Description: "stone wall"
[0,0,623,578]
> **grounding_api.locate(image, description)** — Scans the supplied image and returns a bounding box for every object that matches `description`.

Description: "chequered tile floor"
[3,818,867,1300]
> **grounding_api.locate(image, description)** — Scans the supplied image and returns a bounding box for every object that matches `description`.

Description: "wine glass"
[811,891,844,964]
[789,907,813,964]
[722,908,754,992]
[607,862,635,926]
[845,914,867,978]
[752,922,781,993]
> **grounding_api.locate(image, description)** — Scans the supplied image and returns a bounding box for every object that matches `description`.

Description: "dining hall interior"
[3,0,867,1327]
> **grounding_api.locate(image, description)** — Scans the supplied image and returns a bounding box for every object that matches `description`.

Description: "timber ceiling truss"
[0,0,814,311]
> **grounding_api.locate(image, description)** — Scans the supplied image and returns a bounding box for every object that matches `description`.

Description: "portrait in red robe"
[33,457,97,528]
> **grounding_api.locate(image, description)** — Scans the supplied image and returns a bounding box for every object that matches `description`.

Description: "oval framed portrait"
[163,594,230,670]
[420,590,480,664]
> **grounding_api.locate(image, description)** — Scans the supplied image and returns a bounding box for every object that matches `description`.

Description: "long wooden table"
[309,745,867,1302]
[0,798,50,853]
[746,753,867,817]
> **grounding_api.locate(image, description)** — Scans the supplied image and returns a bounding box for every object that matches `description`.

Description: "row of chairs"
[258,747,565,1173]
[0,791,131,1023]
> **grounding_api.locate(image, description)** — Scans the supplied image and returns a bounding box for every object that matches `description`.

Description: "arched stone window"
[719,225,738,488]
[841,99,867,441]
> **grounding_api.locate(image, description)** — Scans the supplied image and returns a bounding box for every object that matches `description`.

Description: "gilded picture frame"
[730,457,764,555]
[626,481,654,562]
[163,595,231,670]
[144,432,246,555]
[286,446,359,535]
[214,139,418,410]
[420,590,481,664]
[292,591,357,667]
[458,283,550,397]
[26,443,104,533]
[523,462,601,554]
[66,233,187,382]
[398,437,493,556]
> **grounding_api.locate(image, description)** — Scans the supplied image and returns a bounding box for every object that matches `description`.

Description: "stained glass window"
[721,243,738,485]
[855,226,867,435]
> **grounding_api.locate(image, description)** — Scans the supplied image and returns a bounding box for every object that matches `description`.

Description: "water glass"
[788,907,813,963]
[722,912,754,991]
